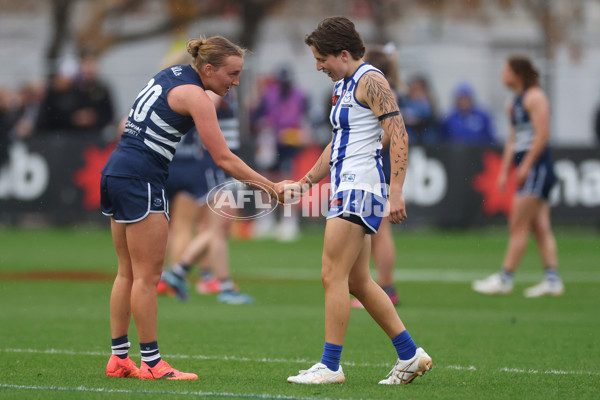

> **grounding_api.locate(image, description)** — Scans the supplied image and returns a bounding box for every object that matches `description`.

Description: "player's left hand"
[388,193,407,224]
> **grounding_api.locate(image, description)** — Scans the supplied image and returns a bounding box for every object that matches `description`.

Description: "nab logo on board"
[551,159,600,207]
[404,147,448,206]
[0,143,49,201]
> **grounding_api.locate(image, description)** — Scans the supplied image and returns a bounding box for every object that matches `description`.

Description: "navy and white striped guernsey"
[510,93,536,153]
[102,64,204,185]
[329,63,387,199]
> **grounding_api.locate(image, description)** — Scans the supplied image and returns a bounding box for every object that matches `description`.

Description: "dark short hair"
[305,17,365,59]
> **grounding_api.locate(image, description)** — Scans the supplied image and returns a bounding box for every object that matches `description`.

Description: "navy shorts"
[514,149,557,201]
[327,189,387,234]
[166,155,227,205]
[101,175,169,223]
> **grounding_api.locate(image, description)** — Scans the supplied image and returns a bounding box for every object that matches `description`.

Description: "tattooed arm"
[356,70,409,223]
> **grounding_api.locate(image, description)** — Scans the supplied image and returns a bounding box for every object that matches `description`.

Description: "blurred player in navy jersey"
[159,86,253,304]
[101,36,286,380]
[285,17,432,385]
[473,56,563,297]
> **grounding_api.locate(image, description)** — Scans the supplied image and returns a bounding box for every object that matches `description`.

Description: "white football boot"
[287,362,345,384]
[378,347,433,385]
[524,279,564,298]
[472,273,513,295]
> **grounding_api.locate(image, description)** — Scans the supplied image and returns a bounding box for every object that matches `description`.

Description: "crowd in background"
[0,53,115,167]
[3,50,600,174]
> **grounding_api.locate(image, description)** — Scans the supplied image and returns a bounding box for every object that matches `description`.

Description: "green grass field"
[0,225,599,399]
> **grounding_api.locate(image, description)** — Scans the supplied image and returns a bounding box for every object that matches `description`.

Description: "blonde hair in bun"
[187,36,246,70]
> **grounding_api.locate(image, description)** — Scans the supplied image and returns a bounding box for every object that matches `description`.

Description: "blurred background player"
[159,92,253,304]
[473,56,563,298]
[351,43,401,309]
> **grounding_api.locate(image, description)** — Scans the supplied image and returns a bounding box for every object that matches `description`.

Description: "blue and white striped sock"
[140,341,161,368]
[111,335,130,360]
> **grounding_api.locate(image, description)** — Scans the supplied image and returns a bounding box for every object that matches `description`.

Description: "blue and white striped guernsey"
[102,64,204,185]
[329,63,387,199]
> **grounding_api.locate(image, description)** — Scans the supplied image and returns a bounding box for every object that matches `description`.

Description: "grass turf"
[0,225,599,399]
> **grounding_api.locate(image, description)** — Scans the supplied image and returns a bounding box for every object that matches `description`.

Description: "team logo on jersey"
[171,66,183,76]
[342,174,355,182]
[343,92,352,102]
[329,198,343,208]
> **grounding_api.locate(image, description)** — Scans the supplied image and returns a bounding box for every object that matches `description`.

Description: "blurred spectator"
[594,103,600,144]
[252,67,310,171]
[73,54,114,132]
[37,55,114,134]
[401,76,440,146]
[441,82,497,146]
[12,80,46,139]
[251,66,310,241]
[0,87,23,167]
[36,58,80,132]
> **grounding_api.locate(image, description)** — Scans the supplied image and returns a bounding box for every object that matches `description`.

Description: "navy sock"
[382,286,397,296]
[320,342,343,371]
[392,330,417,360]
[545,268,560,282]
[111,335,130,360]
[200,268,213,280]
[140,341,161,368]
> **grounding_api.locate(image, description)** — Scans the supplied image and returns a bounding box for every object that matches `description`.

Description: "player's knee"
[348,277,367,297]
[134,270,162,287]
[321,263,341,289]
[508,220,529,235]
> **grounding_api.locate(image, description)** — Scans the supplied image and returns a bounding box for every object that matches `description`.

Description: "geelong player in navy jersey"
[473,56,563,297]
[101,36,286,380]
[285,17,432,385]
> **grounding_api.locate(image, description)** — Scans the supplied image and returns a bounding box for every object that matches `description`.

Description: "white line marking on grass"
[2,348,597,377]
[498,367,594,376]
[240,268,600,284]
[445,365,477,371]
[0,384,365,400]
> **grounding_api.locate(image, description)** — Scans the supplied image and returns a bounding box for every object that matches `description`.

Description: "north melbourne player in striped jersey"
[285,17,432,385]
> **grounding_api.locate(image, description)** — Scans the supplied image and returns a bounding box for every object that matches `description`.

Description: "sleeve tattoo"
[363,73,408,176]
